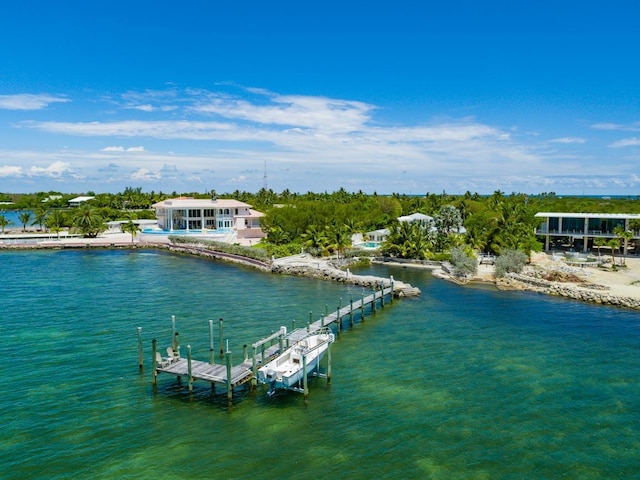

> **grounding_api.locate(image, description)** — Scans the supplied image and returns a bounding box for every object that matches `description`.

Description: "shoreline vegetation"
[3,188,640,309]
[4,232,640,309]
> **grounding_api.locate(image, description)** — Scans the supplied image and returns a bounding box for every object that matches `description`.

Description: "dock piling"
[302,353,309,401]
[390,276,394,303]
[171,315,176,351]
[137,327,143,370]
[187,345,193,392]
[349,294,354,327]
[209,320,215,365]
[219,318,224,357]
[152,338,158,386]
[225,349,233,404]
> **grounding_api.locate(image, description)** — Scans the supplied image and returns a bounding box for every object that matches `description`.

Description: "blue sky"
[1,1,639,195]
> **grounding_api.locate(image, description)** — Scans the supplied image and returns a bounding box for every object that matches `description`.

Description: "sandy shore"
[471,252,640,301]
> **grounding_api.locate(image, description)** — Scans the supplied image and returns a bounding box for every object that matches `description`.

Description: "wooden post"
[251,346,258,389]
[361,290,365,321]
[381,282,385,308]
[327,339,332,384]
[309,311,313,325]
[372,287,377,314]
[209,319,215,365]
[174,332,180,357]
[152,338,158,386]
[225,350,233,405]
[336,303,341,336]
[137,327,143,370]
[291,318,296,332]
[278,332,284,355]
[171,315,176,351]
[390,275,394,303]
[302,353,309,401]
[243,344,248,362]
[349,294,354,327]
[219,318,224,357]
[325,304,328,317]
[187,345,193,392]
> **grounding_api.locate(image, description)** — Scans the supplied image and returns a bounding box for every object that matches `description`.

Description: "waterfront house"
[151,197,265,241]
[535,212,640,254]
[68,196,95,207]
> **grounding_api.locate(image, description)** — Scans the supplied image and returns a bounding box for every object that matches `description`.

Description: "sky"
[1,1,640,196]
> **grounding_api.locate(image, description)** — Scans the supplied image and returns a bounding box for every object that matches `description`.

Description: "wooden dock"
[145,280,396,402]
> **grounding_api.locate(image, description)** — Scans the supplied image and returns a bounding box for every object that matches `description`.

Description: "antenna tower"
[263,160,268,190]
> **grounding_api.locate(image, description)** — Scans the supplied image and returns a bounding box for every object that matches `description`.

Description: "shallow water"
[1,250,638,479]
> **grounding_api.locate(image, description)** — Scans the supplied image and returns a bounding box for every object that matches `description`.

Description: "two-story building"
[535,212,640,254]
[151,197,265,241]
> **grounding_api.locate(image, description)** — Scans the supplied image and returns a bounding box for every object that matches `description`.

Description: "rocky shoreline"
[497,272,640,309]
[164,245,422,297]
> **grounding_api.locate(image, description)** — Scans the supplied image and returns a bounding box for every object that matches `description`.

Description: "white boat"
[258,328,334,395]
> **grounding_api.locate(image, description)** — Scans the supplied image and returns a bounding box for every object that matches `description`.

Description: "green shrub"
[450,247,477,278]
[494,249,528,278]
[169,236,270,262]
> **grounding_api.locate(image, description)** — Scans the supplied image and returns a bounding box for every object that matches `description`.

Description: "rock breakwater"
[271,262,421,297]
[499,272,640,309]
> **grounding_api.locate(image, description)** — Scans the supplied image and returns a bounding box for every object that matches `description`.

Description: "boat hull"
[257,329,334,394]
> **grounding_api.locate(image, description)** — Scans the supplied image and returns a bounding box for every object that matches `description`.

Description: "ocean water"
[0,209,32,230]
[0,250,638,479]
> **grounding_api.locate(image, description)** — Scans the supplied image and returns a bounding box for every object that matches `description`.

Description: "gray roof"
[535,212,640,220]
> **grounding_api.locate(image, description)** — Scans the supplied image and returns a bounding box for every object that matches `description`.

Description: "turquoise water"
[1,250,639,479]
[0,209,32,229]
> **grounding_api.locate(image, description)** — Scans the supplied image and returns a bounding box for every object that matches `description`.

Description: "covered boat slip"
[147,281,395,402]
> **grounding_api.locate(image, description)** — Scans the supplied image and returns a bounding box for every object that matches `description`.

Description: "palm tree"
[325,224,351,258]
[301,225,328,255]
[33,205,50,232]
[122,220,139,244]
[267,225,289,245]
[0,214,12,234]
[73,205,104,238]
[19,212,33,232]
[613,226,633,265]
[593,236,607,258]
[608,237,620,270]
[46,210,66,239]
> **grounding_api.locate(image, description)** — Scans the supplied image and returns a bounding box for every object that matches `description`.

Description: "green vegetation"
[450,247,478,278]
[494,249,529,278]
[2,188,639,263]
[0,214,13,234]
[169,236,270,262]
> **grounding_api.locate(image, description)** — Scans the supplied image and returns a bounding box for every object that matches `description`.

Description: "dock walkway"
[149,281,396,401]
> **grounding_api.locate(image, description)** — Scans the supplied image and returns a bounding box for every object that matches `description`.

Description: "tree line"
[2,188,639,265]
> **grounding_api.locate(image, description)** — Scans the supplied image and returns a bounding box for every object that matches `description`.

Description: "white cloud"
[0,94,69,110]
[609,137,640,148]
[592,122,640,132]
[549,137,586,144]
[102,145,145,152]
[7,86,640,194]
[0,165,22,177]
[28,161,71,178]
[130,168,161,181]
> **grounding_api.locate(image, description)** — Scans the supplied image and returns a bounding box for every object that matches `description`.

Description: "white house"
[68,196,95,207]
[151,197,265,241]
